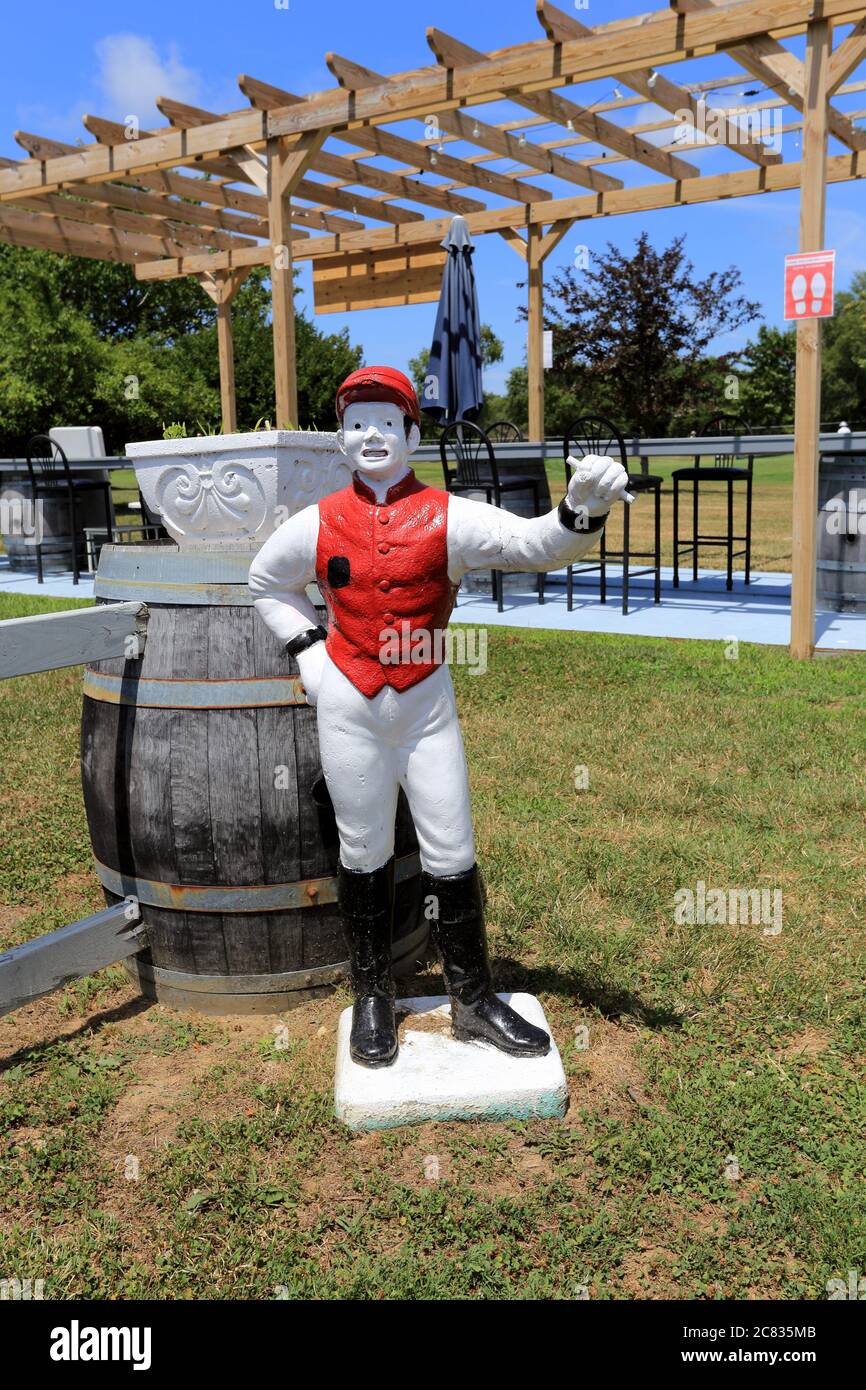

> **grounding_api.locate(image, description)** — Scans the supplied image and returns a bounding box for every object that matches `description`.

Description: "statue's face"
[338,400,420,481]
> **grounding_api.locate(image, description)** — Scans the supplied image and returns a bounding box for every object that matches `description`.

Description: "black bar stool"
[439,420,544,612]
[673,413,753,591]
[563,416,662,615]
[25,434,114,585]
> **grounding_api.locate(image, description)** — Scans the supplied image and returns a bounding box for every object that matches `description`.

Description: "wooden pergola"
[2,0,866,657]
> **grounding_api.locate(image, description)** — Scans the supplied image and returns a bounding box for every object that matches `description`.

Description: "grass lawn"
[0,591,864,1300]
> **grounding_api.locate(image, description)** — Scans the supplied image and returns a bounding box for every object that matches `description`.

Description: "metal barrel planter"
[80,544,427,1014]
[816,455,866,613]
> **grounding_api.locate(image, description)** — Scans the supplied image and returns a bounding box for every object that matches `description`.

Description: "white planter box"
[126,431,349,550]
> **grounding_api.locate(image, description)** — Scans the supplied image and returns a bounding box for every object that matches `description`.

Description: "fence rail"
[0,600,147,679]
[0,899,145,1017]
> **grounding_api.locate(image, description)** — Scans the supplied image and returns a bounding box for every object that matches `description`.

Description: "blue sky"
[2,0,865,396]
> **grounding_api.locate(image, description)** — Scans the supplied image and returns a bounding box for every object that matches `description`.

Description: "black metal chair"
[563,416,662,615]
[25,434,114,585]
[673,413,753,591]
[486,420,525,443]
[439,419,544,612]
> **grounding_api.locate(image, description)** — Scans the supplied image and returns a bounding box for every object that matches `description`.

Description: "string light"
[566,118,574,131]
[647,70,658,89]
[518,131,527,147]
[613,86,623,99]
[472,121,480,138]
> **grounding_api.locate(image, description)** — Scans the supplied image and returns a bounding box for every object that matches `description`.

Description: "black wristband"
[558,497,609,534]
[285,625,327,659]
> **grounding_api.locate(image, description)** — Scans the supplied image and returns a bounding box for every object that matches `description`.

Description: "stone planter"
[126,430,349,550]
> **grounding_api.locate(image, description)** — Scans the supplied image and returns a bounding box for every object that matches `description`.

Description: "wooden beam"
[0,203,192,261]
[81,112,263,186]
[4,189,254,252]
[673,0,866,152]
[536,0,782,168]
[132,147,866,280]
[527,226,545,442]
[828,16,866,92]
[326,51,619,196]
[791,20,832,660]
[498,229,528,259]
[0,601,147,678]
[12,131,276,239]
[426,28,700,182]
[239,72,542,207]
[163,91,484,215]
[197,270,249,432]
[326,52,555,204]
[0,900,145,1018]
[5,0,860,202]
[269,130,329,428]
[537,217,576,262]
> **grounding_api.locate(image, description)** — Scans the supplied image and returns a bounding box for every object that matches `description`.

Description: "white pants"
[316,652,476,876]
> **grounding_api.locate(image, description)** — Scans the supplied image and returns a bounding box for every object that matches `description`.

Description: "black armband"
[285,625,327,658]
[558,498,609,534]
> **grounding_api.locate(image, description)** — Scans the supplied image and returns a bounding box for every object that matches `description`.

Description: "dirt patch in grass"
[566,1018,652,1121]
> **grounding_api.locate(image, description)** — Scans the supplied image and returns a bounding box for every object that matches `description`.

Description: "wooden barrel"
[0,477,107,573]
[816,455,866,613]
[80,544,427,1014]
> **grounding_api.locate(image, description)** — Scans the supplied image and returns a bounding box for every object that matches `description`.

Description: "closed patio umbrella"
[421,215,484,425]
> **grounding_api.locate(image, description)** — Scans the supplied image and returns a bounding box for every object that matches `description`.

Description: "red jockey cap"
[335,366,421,427]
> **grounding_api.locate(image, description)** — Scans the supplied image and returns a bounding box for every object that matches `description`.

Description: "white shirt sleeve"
[248,505,321,644]
[446,492,605,584]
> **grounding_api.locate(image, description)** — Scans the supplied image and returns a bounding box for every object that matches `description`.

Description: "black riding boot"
[338,858,398,1068]
[424,865,550,1057]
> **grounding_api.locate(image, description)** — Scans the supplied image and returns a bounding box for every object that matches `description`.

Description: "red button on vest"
[316,470,455,697]
[378,513,390,525]
[378,543,390,555]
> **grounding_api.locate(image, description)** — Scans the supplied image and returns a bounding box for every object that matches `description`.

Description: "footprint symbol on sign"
[792,272,808,315]
[810,270,826,315]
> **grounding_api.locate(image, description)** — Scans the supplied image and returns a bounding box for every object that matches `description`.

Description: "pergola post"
[197,270,249,433]
[216,296,237,433]
[527,225,545,441]
[790,18,832,660]
[267,129,332,429]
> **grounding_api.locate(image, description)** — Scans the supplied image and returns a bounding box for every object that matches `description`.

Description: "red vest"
[316,470,456,697]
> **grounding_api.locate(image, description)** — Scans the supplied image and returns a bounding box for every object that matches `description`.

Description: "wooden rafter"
[3,0,861,203]
[157,95,485,216]
[535,0,783,168]
[85,107,420,228]
[673,0,866,151]
[827,16,866,92]
[425,28,701,182]
[325,52,621,195]
[132,147,866,280]
[239,73,559,204]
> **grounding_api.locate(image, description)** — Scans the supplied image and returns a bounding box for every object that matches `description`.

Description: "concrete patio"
[2,555,863,652]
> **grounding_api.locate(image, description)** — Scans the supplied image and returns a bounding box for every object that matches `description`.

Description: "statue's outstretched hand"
[295,640,328,708]
[566,453,634,517]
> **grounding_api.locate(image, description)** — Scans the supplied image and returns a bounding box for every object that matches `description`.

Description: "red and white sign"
[784,249,835,321]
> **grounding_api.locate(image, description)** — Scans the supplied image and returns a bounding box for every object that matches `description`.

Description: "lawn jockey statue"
[249,367,630,1068]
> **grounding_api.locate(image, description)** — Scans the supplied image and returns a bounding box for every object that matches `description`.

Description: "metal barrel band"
[83,669,307,709]
[130,920,429,996]
[94,852,421,913]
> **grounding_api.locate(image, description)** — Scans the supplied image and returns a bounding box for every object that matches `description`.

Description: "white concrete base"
[334,993,567,1131]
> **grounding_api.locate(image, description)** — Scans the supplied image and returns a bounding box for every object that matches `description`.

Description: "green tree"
[0,246,363,453]
[528,232,760,436]
[820,272,866,426]
[738,324,797,429]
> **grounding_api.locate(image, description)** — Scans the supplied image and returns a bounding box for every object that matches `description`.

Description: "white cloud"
[94,34,202,124]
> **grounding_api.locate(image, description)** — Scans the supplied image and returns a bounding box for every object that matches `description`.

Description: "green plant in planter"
[162,421,188,440]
